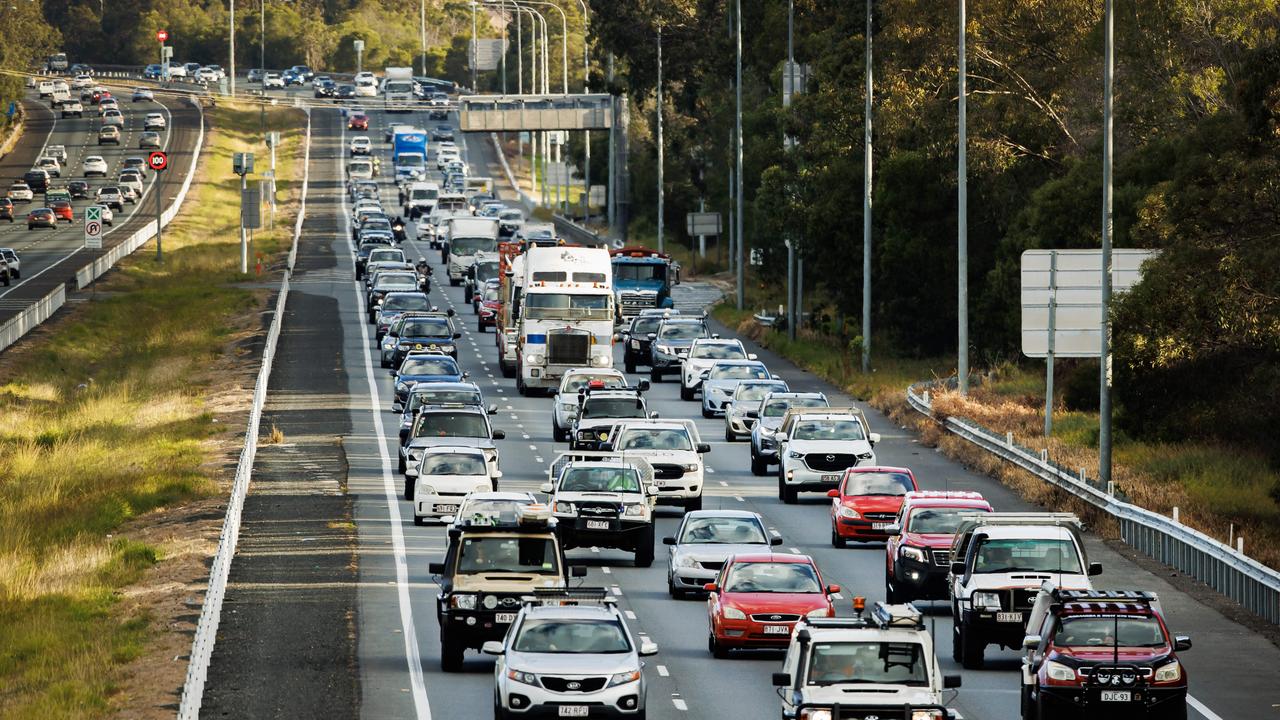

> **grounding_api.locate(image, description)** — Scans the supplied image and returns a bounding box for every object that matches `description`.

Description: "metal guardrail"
[176,107,312,719]
[553,214,615,248]
[906,381,1280,624]
[0,285,65,351]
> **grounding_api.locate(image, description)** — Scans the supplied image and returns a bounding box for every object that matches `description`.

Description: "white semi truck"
[514,245,615,394]
[445,216,500,286]
[383,66,415,113]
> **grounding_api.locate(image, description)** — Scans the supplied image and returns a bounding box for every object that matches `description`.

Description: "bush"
[1062,360,1099,412]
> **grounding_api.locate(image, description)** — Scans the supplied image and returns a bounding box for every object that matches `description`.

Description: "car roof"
[421,445,487,456]
[708,359,764,367]
[683,509,762,520]
[410,381,479,393]
[524,604,619,621]
[562,460,637,472]
[729,552,813,564]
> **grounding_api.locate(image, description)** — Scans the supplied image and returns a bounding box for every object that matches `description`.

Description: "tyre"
[684,495,702,512]
[477,319,485,333]
[1035,697,1068,720]
[634,525,655,567]
[500,357,515,378]
[380,356,390,369]
[951,621,963,663]
[708,632,729,659]
[960,624,985,669]
[398,453,407,473]
[1162,700,1188,720]
[1020,685,1037,720]
[680,384,694,401]
[413,514,424,526]
[449,277,460,286]
[885,574,903,604]
[441,633,465,672]
[625,357,636,374]
[750,453,767,476]
[782,482,798,505]
[403,477,415,501]
[701,406,714,419]
[724,428,735,443]
[830,524,846,548]
[516,376,527,396]
[552,421,566,443]
[649,368,662,384]
[667,575,685,599]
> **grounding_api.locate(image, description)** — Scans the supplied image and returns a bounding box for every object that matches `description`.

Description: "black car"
[22,170,49,193]
[314,79,336,98]
[336,84,356,100]
[67,180,90,199]
[430,125,455,142]
[0,198,13,222]
[620,311,676,373]
[391,315,461,365]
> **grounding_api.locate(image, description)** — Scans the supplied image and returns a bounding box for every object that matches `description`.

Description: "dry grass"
[0,101,306,718]
[264,424,286,445]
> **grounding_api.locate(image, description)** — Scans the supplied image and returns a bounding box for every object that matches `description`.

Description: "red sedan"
[828,466,919,546]
[50,200,74,223]
[27,208,57,230]
[348,113,369,130]
[476,281,500,331]
[705,553,838,657]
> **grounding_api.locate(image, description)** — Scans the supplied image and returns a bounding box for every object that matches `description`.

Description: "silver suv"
[485,589,657,719]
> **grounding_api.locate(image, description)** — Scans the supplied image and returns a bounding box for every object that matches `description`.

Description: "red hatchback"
[348,113,369,130]
[50,200,74,223]
[828,466,919,546]
[705,553,838,657]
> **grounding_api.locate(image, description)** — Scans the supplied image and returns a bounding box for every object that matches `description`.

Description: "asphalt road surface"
[201,92,1279,720]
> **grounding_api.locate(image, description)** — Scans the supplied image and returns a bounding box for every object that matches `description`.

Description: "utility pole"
[785,0,796,339]
[421,0,428,77]
[260,0,266,70]
[957,0,969,394]
[1099,0,1115,486]
[861,0,873,372]
[471,0,479,90]
[607,53,616,232]
[229,0,236,95]
[734,0,744,310]
[656,25,664,253]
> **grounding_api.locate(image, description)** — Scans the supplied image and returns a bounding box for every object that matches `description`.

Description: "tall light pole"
[861,0,873,373]
[573,0,590,219]
[957,0,969,393]
[785,0,795,339]
[229,0,237,95]
[420,0,428,76]
[260,0,266,70]
[471,0,479,90]
[656,24,664,252]
[734,0,744,310]
[1099,0,1115,485]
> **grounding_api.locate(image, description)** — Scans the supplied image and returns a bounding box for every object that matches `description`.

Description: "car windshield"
[690,343,745,360]
[792,419,866,441]
[474,261,499,282]
[420,453,487,476]
[370,250,404,263]
[972,538,1083,574]
[631,317,662,335]
[907,507,989,534]
[806,642,930,686]
[709,365,767,380]
[513,619,631,654]
[349,162,372,174]
[456,537,558,575]
[613,263,667,282]
[413,411,487,438]
[723,562,821,593]
[407,389,482,411]
[560,467,641,493]
[524,293,611,320]
[841,472,914,496]
[451,237,496,256]
[679,517,766,545]
[1053,615,1166,648]
[402,319,452,337]
[581,398,645,419]
[382,294,430,311]
[377,277,420,292]
[735,382,787,402]
[400,356,460,376]
[658,323,704,340]
[617,429,691,451]
[561,374,623,392]
[482,286,499,302]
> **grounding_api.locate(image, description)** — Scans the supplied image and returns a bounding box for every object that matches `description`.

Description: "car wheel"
[951,622,963,663]
[477,319,485,333]
[782,482,798,505]
[500,357,515,378]
[403,477,415,502]
[830,524,846,548]
[440,632,465,672]
[667,575,685,600]
[701,406,714,419]
[552,420,565,443]
[649,368,662,384]
[708,632,729,659]
[1035,696,1068,720]
[960,624,985,669]
[724,428,735,443]
[750,453,767,476]
[680,384,694,401]
[885,575,903,603]
[633,525,655,568]
[625,358,636,374]
[1020,685,1037,720]
[412,514,424,526]
[684,495,702,512]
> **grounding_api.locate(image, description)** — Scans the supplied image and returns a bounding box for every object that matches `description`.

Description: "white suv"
[605,420,709,512]
[679,338,755,401]
[411,446,498,525]
[775,408,880,503]
[83,155,109,177]
[550,368,627,442]
[144,112,166,130]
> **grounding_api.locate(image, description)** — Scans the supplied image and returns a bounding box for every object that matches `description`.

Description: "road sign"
[84,206,103,249]
[686,212,722,237]
[749,248,764,266]
[241,188,261,229]
[157,29,169,42]
[469,39,507,71]
[233,152,254,175]
[353,39,365,53]
[148,151,169,172]
[1020,249,1158,358]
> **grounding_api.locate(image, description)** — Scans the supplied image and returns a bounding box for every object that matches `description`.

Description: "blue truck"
[392,128,428,182]
[610,246,678,320]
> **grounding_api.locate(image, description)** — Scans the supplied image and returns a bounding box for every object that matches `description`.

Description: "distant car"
[102,109,125,128]
[118,171,144,196]
[99,97,119,114]
[96,186,124,211]
[0,247,20,276]
[119,183,140,204]
[312,74,332,88]
[827,466,920,546]
[7,182,34,203]
[98,204,115,226]
[122,157,149,177]
[0,198,13,222]
[67,180,90,199]
[205,64,226,80]
[247,68,265,83]
[83,155,109,176]
[281,69,303,86]
[59,101,83,117]
[289,65,313,81]
[430,125,455,142]
[71,74,93,89]
[314,79,336,98]
[143,64,164,79]
[49,200,73,223]
[27,208,57,230]
[139,131,162,149]
[22,169,49,192]
[35,156,62,177]
[132,87,154,102]
[262,73,285,89]
[143,112,166,130]
[349,136,372,156]
[166,62,187,78]
[336,84,356,100]
[46,144,67,163]
[348,113,369,130]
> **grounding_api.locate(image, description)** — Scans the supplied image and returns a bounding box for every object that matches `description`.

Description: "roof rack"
[523,587,617,607]
[1054,589,1158,604]
[447,503,556,537]
[871,602,926,630]
[959,512,1082,530]
[903,490,987,502]
[547,452,655,488]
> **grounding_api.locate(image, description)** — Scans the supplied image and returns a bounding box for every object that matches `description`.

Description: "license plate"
[871,522,890,530]
[821,474,841,483]
[763,625,791,635]
[495,612,517,624]
[558,706,589,717]
[585,519,610,530]
[1100,691,1132,702]
[433,504,458,514]
[996,612,1024,623]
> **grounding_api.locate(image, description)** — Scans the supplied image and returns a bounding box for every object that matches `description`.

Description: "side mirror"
[492,471,503,479]
[662,536,676,545]
[702,582,718,593]
[772,374,782,380]
[950,561,966,576]
[869,432,881,445]
[638,380,650,392]
[1174,635,1192,651]
[884,524,902,535]
[453,332,462,339]
[440,515,455,524]
[492,429,506,439]
[638,641,659,656]
[462,371,470,379]
[646,483,659,496]
[428,562,445,574]
[1022,634,1042,650]
[446,308,456,317]
[745,410,758,419]
[405,467,419,479]
[570,566,588,578]
[539,482,553,493]
[943,674,962,689]
[1088,562,1104,576]
[771,672,791,687]
[826,489,840,498]
[649,411,660,419]
[646,333,657,341]
[699,370,711,379]
[747,353,758,361]
[487,403,498,414]
[770,537,783,546]
[696,443,711,454]
[612,333,622,342]
[481,641,505,655]
[826,584,841,595]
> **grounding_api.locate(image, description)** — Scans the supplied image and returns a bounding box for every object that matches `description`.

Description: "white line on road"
[734,495,744,502]
[672,698,688,711]
[656,665,669,677]
[789,547,801,554]
[624,610,636,619]
[1188,696,1225,720]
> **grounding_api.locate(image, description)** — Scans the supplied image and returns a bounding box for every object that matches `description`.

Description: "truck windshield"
[613,263,666,282]
[513,619,630,653]
[385,81,413,92]
[972,538,1083,574]
[411,188,438,200]
[561,373,624,392]
[806,642,930,686]
[792,419,866,441]
[398,155,425,168]
[560,467,641,493]
[1053,615,1166,648]
[407,390,482,411]
[907,507,989,534]
[581,398,645,419]
[474,261,499,281]
[414,411,487,438]
[457,537,559,575]
[524,293,611,320]
[451,237,496,256]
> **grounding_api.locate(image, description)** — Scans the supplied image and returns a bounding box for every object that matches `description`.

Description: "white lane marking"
[734,495,744,502]
[534,457,543,463]
[769,529,781,536]
[831,593,843,600]
[528,444,537,450]
[341,124,432,720]
[1188,696,1225,720]
[705,467,715,474]
[672,698,688,711]
[611,585,623,596]
[719,481,729,487]
[522,434,530,439]
[656,665,669,677]
[624,610,636,620]
[601,566,611,574]
[789,547,801,554]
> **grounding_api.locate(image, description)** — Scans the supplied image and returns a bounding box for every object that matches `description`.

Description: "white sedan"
[263,73,285,89]
[102,109,125,127]
[349,136,372,156]
[71,74,93,89]
[7,183,33,202]
[144,112,166,130]
[83,156,109,177]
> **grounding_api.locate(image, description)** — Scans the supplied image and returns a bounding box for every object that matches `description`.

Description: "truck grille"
[540,676,607,693]
[1002,588,1040,611]
[802,453,858,472]
[577,502,620,518]
[547,332,590,365]
[620,292,656,310]
[651,463,685,480]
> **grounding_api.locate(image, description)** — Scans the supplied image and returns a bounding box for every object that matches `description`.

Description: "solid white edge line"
[340,121,432,720]
[1187,696,1224,720]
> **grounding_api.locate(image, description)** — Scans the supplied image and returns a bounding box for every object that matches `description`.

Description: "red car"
[50,200,74,223]
[827,466,919,546]
[0,197,13,222]
[348,113,369,130]
[884,490,992,603]
[476,280,500,331]
[27,208,56,230]
[705,553,839,657]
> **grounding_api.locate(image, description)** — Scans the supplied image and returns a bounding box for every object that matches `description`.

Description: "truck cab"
[570,384,655,450]
[610,245,678,320]
[392,127,428,181]
[515,245,616,394]
[445,217,499,285]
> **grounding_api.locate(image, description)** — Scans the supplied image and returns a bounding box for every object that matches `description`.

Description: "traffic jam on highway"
[333,78,1199,720]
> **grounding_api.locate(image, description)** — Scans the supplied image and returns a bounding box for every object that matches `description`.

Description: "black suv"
[620,310,680,373]
[22,170,49,193]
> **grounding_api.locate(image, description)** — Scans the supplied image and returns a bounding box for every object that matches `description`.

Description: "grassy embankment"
[0,101,306,717]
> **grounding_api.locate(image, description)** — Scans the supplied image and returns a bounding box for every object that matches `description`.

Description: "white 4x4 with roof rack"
[773,600,962,720]
[948,513,1102,669]
[410,445,500,525]
[542,453,659,566]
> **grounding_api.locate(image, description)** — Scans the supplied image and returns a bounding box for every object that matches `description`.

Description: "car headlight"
[590,354,611,367]
[682,463,699,472]
[552,501,575,515]
[1045,660,1076,682]
[838,506,860,519]
[856,451,874,460]
[722,606,746,620]
[417,485,435,496]
[559,402,577,414]
[450,593,477,610]
[799,710,831,720]
[675,554,700,568]
[623,503,645,517]
[788,450,805,459]
[655,344,673,355]
[972,591,1002,610]
[526,353,544,366]
[1154,660,1181,683]
[900,546,927,562]
[607,669,641,687]
[395,381,411,393]
[806,607,833,618]
[506,668,539,686]
[630,340,641,349]
[475,481,492,493]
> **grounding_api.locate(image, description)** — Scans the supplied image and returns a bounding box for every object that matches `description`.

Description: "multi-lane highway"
[199,95,1279,720]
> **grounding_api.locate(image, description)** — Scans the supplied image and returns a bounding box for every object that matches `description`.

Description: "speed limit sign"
[148,151,169,172]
